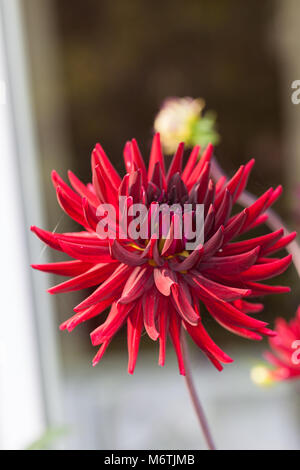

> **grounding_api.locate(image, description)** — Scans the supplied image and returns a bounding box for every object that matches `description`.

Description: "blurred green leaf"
[26,426,69,450]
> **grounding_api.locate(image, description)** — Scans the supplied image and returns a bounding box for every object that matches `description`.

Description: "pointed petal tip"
[59,322,67,331]
[127,366,135,375]
[247,158,255,167]
[47,287,56,295]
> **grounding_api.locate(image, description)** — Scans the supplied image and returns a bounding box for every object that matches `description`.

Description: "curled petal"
[111,240,147,266]
[171,281,199,325]
[154,267,177,296]
[142,291,159,341]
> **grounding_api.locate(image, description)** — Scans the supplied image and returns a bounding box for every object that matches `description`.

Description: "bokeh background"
[0,0,300,449]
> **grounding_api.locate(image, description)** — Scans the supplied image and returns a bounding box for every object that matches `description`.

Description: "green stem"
[181,332,216,450]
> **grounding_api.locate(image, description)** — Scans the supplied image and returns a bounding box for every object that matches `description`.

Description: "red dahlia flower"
[31,133,295,374]
[263,307,300,382]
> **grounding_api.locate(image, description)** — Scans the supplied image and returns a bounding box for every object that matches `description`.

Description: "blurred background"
[0,0,300,449]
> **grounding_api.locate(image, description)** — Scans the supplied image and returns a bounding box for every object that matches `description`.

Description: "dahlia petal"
[240,255,292,281]
[151,161,164,191]
[68,170,99,207]
[119,266,152,304]
[51,170,82,204]
[166,142,184,182]
[242,188,273,230]
[266,185,282,210]
[214,165,244,209]
[235,158,255,200]
[207,312,263,340]
[247,214,268,231]
[123,141,134,174]
[60,298,113,332]
[185,318,233,365]
[48,262,117,294]
[215,175,227,194]
[118,172,130,197]
[200,247,260,275]
[225,165,245,201]
[154,267,177,296]
[58,239,112,263]
[31,225,63,251]
[204,205,215,239]
[205,354,224,371]
[186,143,213,189]
[92,340,111,367]
[142,291,159,341]
[82,197,100,231]
[96,162,119,208]
[187,271,251,301]
[31,260,93,276]
[221,229,284,256]
[203,179,215,216]
[233,299,264,314]
[158,297,168,367]
[273,318,296,343]
[263,351,287,368]
[91,303,133,345]
[56,233,108,245]
[94,143,121,189]
[160,217,177,257]
[223,210,247,243]
[259,327,277,338]
[171,281,199,325]
[214,189,232,228]
[181,145,200,182]
[128,169,143,203]
[168,310,185,375]
[31,226,104,251]
[262,231,297,256]
[202,226,224,260]
[204,297,268,330]
[140,235,157,259]
[111,240,147,266]
[167,172,188,203]
[92,164,108,203]
[148,133,166,188]
[131,139,147,186]
[127,303,143,374]
[170,245,204,271]
[56,186,87,228]
[195,162,211,203]
[74,264,131,312]
[246,282,291,296]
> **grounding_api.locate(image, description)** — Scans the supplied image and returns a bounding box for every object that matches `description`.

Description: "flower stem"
[211,157,300,278]
[181,332,216,450]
